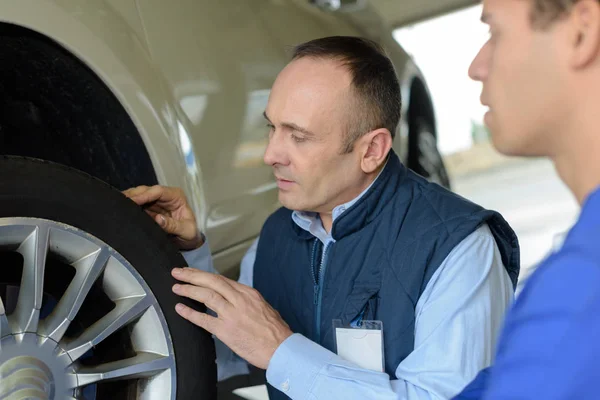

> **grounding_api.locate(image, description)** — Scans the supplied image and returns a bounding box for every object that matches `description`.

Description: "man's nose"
[469,42,489,82]
[263,130,287,167]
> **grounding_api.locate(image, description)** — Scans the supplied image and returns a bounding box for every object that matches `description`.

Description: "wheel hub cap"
[0,218,176,400]
[0,333,76,399]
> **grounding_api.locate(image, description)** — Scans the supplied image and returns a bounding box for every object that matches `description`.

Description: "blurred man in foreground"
[455,0,600,398]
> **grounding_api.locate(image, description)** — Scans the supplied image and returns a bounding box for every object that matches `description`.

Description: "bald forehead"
[275,57,353,97]
[267,57,355,131]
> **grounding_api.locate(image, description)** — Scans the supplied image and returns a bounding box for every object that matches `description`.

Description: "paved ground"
[452,158,579,290]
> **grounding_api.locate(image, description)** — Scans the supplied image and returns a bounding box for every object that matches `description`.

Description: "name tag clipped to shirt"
[333,318,385,372]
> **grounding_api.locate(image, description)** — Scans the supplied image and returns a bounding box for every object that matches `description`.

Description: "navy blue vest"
[254,152,519,399]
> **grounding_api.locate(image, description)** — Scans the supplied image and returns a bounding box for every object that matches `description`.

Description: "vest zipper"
[314,241,333,343]
[310,239,320,305]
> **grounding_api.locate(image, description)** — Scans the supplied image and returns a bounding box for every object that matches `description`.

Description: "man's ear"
[568,0,600,69]
[358,128,393,174]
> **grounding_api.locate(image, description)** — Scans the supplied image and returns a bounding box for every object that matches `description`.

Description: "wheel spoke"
[0,219,175,400]
[11,224,50,334]
[0,387,50,399]
[0,297,10,340]
[39,246,110,342]
[63,295,152,362]
[70,352,172,388]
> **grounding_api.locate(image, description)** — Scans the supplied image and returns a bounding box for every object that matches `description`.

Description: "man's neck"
[552,78,600,204]
[320,212,333,234]
[319,181,370,232]
[553,124,600,205]
[318,165,385,233]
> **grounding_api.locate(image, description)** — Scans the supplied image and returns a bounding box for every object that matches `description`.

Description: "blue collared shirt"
[184,175,514,399]
[453,186,600,400]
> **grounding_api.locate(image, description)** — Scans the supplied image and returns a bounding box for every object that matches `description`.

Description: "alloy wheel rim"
[0,218,176,399]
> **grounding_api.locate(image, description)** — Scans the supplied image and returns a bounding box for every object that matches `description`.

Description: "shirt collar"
[291,159,389,242]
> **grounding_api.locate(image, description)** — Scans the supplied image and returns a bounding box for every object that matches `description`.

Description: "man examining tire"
[124,36,519,400]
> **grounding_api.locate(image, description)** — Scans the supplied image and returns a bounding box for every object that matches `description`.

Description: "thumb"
[156,214,181,236]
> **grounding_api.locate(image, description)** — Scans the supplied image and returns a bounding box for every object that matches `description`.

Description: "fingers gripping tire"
[0,156,217,399]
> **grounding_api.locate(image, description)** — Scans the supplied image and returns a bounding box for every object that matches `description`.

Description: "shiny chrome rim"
[0,218,176,400]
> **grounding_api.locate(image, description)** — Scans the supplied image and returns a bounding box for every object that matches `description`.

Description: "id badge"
[333,319,384,372]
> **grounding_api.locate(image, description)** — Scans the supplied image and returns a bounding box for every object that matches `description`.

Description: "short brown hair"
[292,36,401,154]
[530,0,598,28]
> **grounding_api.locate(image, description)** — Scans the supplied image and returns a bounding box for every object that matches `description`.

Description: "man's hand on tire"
[171,267,294,370]
[123,185,204,250]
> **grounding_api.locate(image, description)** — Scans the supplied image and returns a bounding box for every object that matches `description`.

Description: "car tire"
[408,117,451,190]
[0,156,217,399]
[0,29,158,190]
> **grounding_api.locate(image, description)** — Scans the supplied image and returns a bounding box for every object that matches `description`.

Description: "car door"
[136,1,286,272]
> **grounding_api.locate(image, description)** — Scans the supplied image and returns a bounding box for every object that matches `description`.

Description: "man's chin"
[278,192,297,210]
[278,193,311,212]
[491,131,546,158]
[491,138,523,157]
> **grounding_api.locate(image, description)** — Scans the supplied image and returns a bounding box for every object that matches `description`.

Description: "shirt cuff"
[181,233,216,274]
[266,333,336,399]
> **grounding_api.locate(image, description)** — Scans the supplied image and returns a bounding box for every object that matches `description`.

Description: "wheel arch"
[408,76,437,140]
[0,1,199,201]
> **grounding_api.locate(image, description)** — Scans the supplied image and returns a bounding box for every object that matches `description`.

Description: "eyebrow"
[263,111,315,137]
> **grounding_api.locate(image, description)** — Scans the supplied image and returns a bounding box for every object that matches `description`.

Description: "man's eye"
[291,133,306,143]
[266,124,275,136]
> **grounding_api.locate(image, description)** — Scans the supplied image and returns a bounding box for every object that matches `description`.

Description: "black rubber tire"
[0,156,217,399]
[408,117,451,190]
[0,28,158,190]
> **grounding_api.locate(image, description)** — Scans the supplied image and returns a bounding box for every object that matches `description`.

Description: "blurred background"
[394,4,579,292]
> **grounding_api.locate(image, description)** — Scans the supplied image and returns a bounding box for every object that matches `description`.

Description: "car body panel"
[0,0,437,276]
[136,0,283,257]
[0,0,208,230]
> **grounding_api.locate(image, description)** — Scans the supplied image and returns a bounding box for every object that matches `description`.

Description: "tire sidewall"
[0,157,217,399]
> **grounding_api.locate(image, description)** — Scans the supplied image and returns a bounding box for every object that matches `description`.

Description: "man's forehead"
[481,0,529,22]
[280,57,352,88]
[271,60,351,106]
